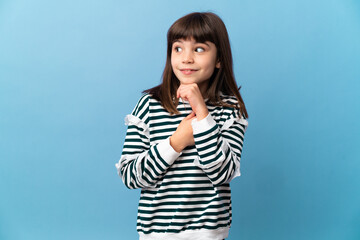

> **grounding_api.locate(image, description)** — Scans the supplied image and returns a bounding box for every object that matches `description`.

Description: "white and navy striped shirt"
[116,93,248,240]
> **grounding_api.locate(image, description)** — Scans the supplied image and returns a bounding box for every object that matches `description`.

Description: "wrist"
[196,108,209,121]
[169,135,185,153]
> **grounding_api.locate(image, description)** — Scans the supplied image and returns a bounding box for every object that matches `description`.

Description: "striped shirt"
[116,93,248,240]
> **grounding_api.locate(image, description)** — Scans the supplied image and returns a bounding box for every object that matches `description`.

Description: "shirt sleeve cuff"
[191,113,217,134]
[156,136,182,165]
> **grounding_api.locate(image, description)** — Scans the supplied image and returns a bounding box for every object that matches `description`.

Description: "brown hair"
[143,12,248,119]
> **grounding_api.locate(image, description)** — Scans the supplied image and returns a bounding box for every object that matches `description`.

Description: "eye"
[195,47,205,53]
[174,46,182,52]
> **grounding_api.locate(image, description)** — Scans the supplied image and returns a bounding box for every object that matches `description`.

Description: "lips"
[180,69,198,75]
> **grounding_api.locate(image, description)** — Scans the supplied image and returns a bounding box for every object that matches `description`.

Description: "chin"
[178,78,198,84]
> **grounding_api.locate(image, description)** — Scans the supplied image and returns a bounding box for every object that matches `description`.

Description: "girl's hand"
[170,112,197,153]
[176,83,209,120]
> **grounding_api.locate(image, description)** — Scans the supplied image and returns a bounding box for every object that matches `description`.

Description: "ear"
[215,59,221,68]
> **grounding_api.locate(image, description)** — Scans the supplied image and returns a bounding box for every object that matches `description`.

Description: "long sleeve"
[115,94,181,189]
[191,108,248,186]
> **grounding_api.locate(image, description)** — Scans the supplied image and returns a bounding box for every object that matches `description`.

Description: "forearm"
[192,113,246,185]
[118,137,181,189]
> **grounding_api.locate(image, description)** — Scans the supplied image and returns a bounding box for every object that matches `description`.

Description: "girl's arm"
[191,106,248,186]
[176,83,248,185]
[115,94,181,189]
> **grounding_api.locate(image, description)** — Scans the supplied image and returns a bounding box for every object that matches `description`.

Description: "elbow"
[124,182,136,189]
[208,159,239,186]
[115,163,137,189]
[210,175,228,186]
[121,175,139,189]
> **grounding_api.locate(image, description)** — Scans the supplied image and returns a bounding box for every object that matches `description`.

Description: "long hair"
[143,12,248,119]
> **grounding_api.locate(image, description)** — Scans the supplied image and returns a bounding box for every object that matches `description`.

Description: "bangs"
[167,13,217,45]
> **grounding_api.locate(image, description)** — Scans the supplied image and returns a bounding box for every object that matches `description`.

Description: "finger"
[178,93,188,102]
[185,111,195,119]
[177,85,186,99]
[178,89,190,101]
[177,84,186,97]
[177,86,183,99]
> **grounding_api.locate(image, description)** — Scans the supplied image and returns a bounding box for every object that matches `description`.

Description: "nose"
[182,50,194,64]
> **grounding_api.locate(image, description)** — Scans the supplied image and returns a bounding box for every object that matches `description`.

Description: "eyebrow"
[173,39,210,47]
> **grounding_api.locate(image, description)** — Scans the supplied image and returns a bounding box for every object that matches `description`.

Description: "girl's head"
[144,12,248,118]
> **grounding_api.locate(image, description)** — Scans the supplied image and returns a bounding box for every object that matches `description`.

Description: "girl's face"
[171,37,220,89]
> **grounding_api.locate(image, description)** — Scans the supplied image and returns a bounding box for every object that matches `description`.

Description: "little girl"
[116,12,249,240]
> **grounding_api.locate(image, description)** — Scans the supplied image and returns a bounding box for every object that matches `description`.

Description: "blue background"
[1,0,359,239]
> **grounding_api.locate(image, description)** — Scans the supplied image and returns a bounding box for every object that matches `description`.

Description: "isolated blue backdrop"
[0,0,359,239]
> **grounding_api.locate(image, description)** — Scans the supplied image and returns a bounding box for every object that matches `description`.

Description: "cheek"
[170,55,177,68]
[170,57,180,76]
[203,61,217,74]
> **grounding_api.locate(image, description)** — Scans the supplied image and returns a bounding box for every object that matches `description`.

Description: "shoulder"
[137,93,152,106]
[131,93,152,114]
[219,93,247,120]
[124,93,153,130]
[219,93,240,113]
[220,93,239,106]
[219,95,248,130]
[129,93,155,123]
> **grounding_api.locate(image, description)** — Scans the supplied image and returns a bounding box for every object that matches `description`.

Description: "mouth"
[180,69,198,75]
